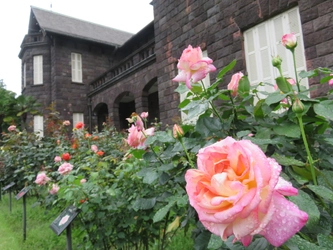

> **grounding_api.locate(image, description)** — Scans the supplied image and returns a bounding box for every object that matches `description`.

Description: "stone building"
[19,0,333,135]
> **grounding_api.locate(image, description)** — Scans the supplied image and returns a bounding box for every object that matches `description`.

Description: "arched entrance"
[93,103,108,132]
[143,78,159,125]
[116,91,135,131]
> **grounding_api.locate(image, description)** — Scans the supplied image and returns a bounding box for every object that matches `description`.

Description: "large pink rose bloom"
[185,137,308,247]
[172,45,216,89]
[58,162,73,175]
[227,72,244,96]
[35,172,50,186]
[127,125,155,149]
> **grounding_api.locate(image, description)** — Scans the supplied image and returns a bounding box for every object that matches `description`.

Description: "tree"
[14,95,42,130]
[0,80,18,134]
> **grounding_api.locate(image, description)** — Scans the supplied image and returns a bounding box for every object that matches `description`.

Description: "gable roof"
[29,6,133,47]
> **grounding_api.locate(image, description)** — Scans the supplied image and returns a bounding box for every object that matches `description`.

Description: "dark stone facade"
[20,1,333,132]
[152,0,333,123]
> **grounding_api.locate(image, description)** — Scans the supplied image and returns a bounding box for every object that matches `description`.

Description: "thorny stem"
[142,130,164,164]
[200,80,225,130]
[297,115,317,185]
[179,137,195,168]
[291,49,301,92]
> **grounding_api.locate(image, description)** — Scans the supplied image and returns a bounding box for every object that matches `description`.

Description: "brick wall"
[153,0,333,124]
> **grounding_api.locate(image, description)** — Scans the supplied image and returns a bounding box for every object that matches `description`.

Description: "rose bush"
[1,32,333,250]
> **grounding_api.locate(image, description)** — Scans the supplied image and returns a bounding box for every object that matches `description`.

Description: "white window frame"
[23,62,26,88]
[71,53,82,83]
[33,115,44,137]
[180,50,211,124]
[244,7,308,98]
[73,113,84,127]
[33,55,43,85]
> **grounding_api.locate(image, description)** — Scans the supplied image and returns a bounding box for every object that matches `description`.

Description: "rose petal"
[260,192,308,247]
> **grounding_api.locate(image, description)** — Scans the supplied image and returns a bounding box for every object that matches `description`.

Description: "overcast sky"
[0,0,154,96]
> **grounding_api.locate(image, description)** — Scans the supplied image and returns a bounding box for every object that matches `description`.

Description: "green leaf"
[272,153,305,167]
[175,83,189,94]
[318,170,333,190]
[273,123,300,138]
[307,185,333,202]
[207,234,224,249]
[317,234,333,249]
[195,116,222,137]
[265,92,287,105]
[286,235,322,250]
[179,98,190,109]
[248,138,275,145]
[288,190,320,229]
[313,101,333,121]
[133,197,156,211]
[319,75,333,84]
[299,69,318,79]
[194,230,211,250]
[287,167,309,185]
[246,237,269,250]
[153,200,176,223]
[238,76,250,96]
[131,149,146,159]
[276,76,292,93]
[254,99,265,118]
[217,59,236,79]
[236,130,252,138]
[292,166,313,180]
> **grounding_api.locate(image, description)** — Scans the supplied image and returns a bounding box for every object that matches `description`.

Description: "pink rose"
[8,125,16,132]
[127,125,155,149]
[91,144,98,153]
[35,172,50,186]
[54,156,62,163]
[80,179,87,184]
[227,72,244,96]
[328,74,333,86]
[185,137,308,247]
[141,112,149,119]
[49,184,60,195]
[172,45,216,89]
[286,78,296,85]
[58,162,73,175]
[282,33,297,50]
[63,120,71,126]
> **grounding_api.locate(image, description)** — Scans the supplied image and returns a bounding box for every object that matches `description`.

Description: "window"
[73,113,84,127]
[71,53,82,83]
[244,7,308,97]
[23,63,26,88]
[33,55,43,85]
[34,115,44,137]
[180,50,211,124]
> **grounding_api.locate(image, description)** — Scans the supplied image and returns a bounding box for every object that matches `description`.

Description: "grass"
[0,193,75,250]
[0,192,194,250]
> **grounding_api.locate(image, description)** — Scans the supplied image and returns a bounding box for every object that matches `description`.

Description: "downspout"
[88,98,92,133]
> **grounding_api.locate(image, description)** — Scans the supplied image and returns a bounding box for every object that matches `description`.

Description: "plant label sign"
[50,206,80,236]
[15,186,30,200]
[2,182,15,191]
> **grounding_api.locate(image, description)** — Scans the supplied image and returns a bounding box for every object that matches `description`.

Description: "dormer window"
[71,53,82,83]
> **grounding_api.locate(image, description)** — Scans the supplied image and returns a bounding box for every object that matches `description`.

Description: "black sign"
[50,206,80,236]
[15,186,30,200]
[2,182,15,191]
